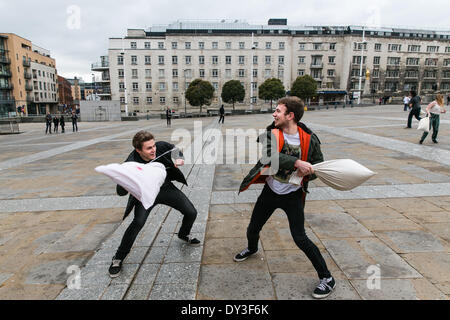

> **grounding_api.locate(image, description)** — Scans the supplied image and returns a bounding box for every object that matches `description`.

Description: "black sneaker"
[108,257,123,278]
[419,140,424,144]
[178,235,201,246]
[312,276,336,299]
[432,140,438,144]
[234,248,257,262]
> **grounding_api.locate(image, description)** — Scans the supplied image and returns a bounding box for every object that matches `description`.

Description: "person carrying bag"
[419,94,446,144]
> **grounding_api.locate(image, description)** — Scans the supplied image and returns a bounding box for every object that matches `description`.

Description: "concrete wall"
[80,100,121,121]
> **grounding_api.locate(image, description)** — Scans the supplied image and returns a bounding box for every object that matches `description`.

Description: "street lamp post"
[357,26,366,105]
[121,38,128,116]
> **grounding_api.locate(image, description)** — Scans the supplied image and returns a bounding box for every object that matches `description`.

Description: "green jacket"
[239,121,324,193]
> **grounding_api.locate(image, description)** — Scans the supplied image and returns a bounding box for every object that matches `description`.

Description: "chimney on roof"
[268,18,287,25]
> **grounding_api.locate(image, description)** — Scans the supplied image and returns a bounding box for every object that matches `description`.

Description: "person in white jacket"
[419,94,447,144]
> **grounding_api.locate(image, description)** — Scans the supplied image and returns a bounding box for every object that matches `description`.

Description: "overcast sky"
[1,0,448,82]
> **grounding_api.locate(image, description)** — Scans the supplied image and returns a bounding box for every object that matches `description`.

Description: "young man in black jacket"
[235,97,335,299]
[109,130,200,278]
[405,90,422,128]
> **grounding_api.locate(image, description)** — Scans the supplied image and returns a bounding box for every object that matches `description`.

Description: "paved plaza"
[0,105,449,300]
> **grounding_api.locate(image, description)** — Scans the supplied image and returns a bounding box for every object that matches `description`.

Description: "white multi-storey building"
[92,19,450,114]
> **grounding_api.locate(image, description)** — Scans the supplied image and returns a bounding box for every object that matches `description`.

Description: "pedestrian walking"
[405,90,422,128]
[45,112,52,134]
[403,95,411,111]
[235,96,336,299]
[166,107,172,126]
[60,115,65,133]
[447,94,450,106]
[218,104,225,124]
[53,114,59,133]
[108,131,200,278]
[71,112,78,132]
[419,94,447,144]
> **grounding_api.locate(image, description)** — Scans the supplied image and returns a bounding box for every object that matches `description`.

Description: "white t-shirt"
[266,131,302,195]
[429,101,443,114]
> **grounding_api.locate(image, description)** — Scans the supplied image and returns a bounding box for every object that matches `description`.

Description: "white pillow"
[290,159,376,191]
[95,161,167,209]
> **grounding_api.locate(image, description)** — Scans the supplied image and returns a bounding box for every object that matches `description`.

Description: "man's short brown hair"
[278,96,305,123]
[132,131,154,150]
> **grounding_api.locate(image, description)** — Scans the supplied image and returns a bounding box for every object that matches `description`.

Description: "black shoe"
[312,276,336,299]
[234,248,257,262]
[432,140,438,144]
[178,235,201,246]
[108,256,123,278]
[419,140,423,144]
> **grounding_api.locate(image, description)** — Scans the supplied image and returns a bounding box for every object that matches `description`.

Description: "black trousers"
[218,115,224,123]
[115,182,197,260]
[247,184,331,279]
[72,122,78,132]
[45,122,52,134]
[407,108,421,128]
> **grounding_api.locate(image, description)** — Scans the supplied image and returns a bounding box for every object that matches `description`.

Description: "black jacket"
[117,141,187,219]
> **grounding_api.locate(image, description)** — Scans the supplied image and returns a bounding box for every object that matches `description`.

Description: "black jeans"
[45,122,52,134]
[407,108,421,128]
[115,182,197,260]
[247,184,331,279]
[218,115,224,123]
[420,113,440,142]
[72,122,78,132]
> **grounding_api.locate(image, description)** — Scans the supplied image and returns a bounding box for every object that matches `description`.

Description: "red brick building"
[57,75,73,111]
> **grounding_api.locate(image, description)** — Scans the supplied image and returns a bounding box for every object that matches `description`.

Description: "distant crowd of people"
[45,111,79,134]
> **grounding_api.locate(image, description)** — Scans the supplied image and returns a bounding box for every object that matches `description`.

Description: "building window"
[327,69,335,77]
[173,82,178,91]
[239,56,245,64]
[132,82,139,91]
[278,56,284,65]
[373,56,380,65]
[117,55,123,65]
[265,69,271,78]
[172,56,178,65]
[132,69,138,78]
[185,56,191,65]
[198,42,203,49]
[158,56,164,65]
[239,69,245,77]
[329,43,336,50]
[265,42,272,49]
[159,82,166,91]
[425,58,437,66]
[405,70,418,78]
[239,42,245,49]
[313,43,322,50]
[146,82,152,91]
[133,97,139,104]
[145,69,151,78]
[278,69,284,78]
[145,56,151,65]
[212,82,219,91]
[408,45,421,52]
[212,69,219,77]
[445,47,450,53]
[406,58,420,65]
[372,70,379,78]
[374,43,382,51]
[226,42,232,49]
[131,42,137,49]
[212,56,219,64]
[199,56,205,64]
[225,69,231,78]
[145,42,151,49]
[172,69,178,78]
[388,44,402,52]
[253,56,258,64]
[252,69,258,77]
[160,97,165,104]
[185,42,191,49]
[427,46,439,53]
[353,56,367,64]
[265,56,271,64]
[279,42,285,50]
[212,42,218,49]
[158,42,164,49]
[173,96,179,103]
[444,59,450,66]
[146,97,152,104]
[184,69,192,78]
[199,69,205,78]
[120,97,125,104]
[386,70,400,78]
[158,69,165,78]
[299,43,306,50]
[131,56,137,65]
[172,42,177,49]
[424,70,437,78]
[298,56,305,64]
[225,56,231,64]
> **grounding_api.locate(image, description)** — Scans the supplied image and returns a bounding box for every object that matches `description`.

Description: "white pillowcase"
[95,161,167,209]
